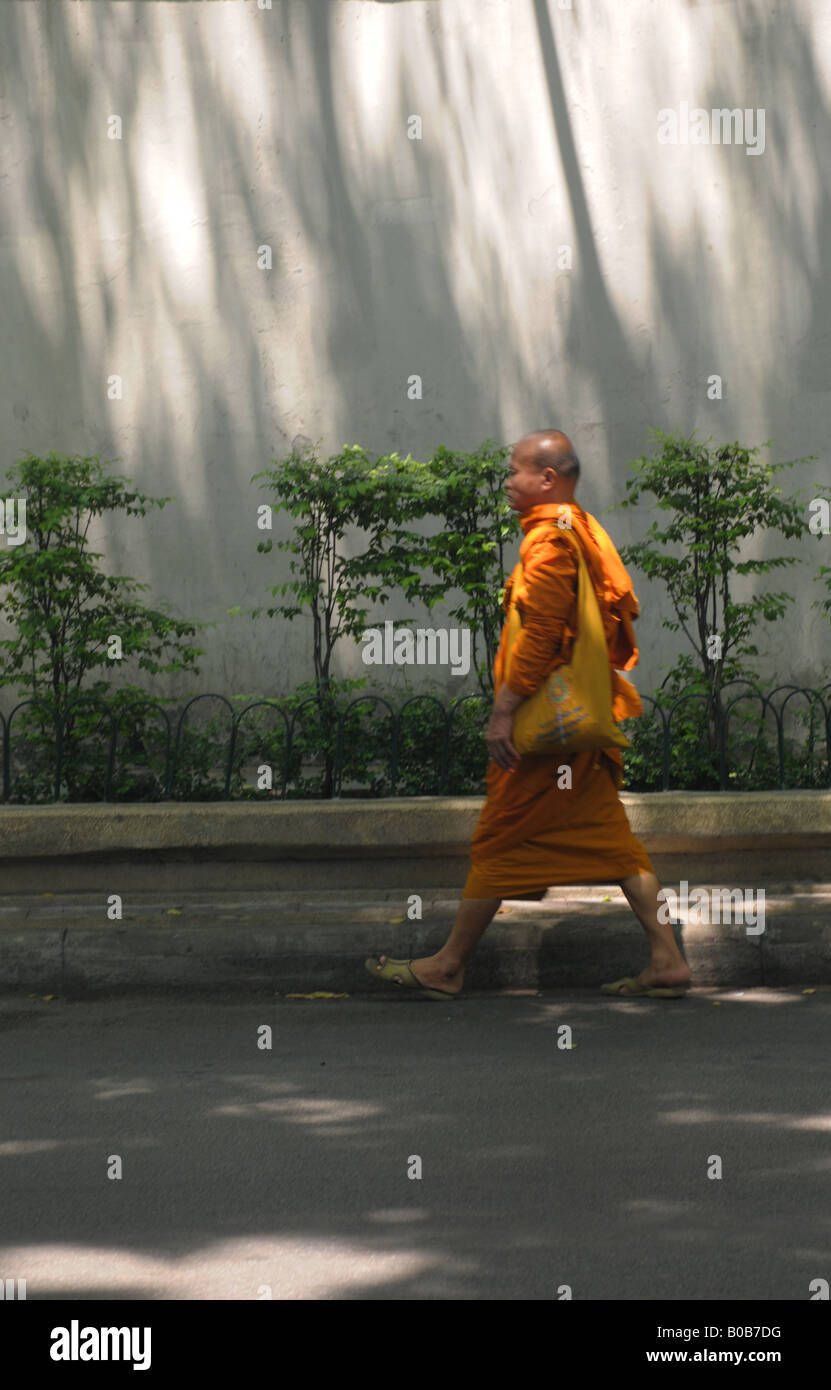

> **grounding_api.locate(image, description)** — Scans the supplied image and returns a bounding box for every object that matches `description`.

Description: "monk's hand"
[486,708,521,771]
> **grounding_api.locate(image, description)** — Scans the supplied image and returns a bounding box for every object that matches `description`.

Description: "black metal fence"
[632,682,831,792]
[0,680,828,801]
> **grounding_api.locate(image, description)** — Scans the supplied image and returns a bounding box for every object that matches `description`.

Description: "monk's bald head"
[515,431,580,491]
[505,430,580,513]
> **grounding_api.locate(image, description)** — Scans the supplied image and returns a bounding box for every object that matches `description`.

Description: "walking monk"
[366,430,691,999]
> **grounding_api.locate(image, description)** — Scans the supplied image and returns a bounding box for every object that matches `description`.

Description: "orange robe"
[461,501,655,899]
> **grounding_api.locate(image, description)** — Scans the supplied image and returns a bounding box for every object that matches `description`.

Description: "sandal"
[365,956,460,1000]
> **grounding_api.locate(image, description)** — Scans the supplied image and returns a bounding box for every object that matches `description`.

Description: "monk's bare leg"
[374,897,501,995]
[617,871,691,992]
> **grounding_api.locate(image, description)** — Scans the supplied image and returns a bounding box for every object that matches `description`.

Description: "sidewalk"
[1,884,829,994]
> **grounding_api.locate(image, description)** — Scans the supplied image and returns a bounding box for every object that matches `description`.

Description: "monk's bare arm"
[492,684,526,718]
[486,684,525,770]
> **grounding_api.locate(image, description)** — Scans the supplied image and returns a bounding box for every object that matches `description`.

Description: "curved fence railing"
[0,680,828,801]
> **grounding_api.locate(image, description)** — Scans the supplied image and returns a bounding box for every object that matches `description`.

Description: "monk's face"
[504,448,574,512]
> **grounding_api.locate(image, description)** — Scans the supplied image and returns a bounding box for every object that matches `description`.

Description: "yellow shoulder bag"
[503,523,630,755]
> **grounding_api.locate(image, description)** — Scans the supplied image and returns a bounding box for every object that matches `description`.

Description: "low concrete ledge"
[2,791,830,855]
[0,792,830,893]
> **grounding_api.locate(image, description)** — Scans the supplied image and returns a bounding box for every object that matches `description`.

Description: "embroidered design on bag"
[546,676,570,706]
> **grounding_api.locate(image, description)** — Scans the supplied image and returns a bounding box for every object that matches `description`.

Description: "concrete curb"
[2,795,829,991]
[1,886,829,995]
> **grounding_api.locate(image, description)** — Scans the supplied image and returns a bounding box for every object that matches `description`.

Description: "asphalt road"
[1,987,829,1300]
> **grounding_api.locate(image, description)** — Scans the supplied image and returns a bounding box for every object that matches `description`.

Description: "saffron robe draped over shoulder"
[461,501,655,899]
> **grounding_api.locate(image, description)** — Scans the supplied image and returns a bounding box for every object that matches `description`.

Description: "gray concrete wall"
[1,0,830,707]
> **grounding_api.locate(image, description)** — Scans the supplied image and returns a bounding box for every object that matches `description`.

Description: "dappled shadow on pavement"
[0,990,828,1299]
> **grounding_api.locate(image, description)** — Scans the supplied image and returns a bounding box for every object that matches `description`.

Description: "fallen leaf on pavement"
[284,992,349,1000]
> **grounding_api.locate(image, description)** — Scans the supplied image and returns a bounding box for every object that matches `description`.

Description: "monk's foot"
[376,953,464,995]
[624,959,691,994]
